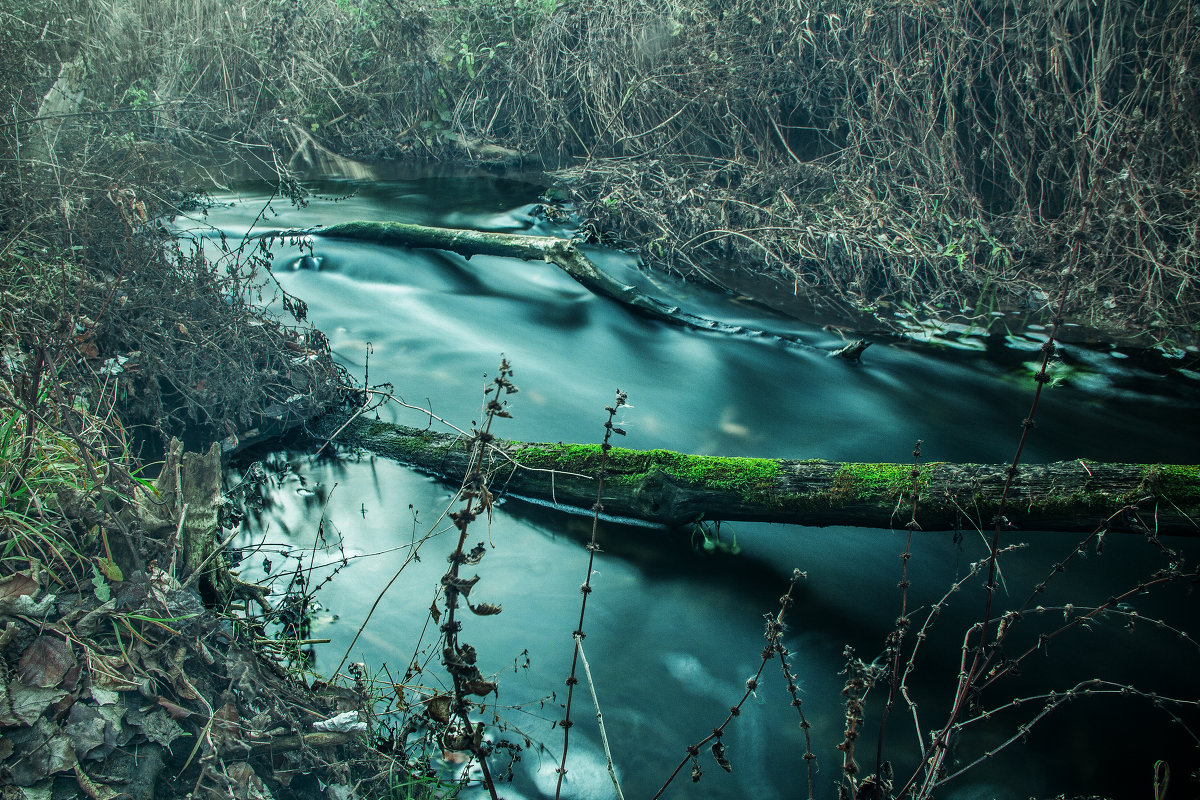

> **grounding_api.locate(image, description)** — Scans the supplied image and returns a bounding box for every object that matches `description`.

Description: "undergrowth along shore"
[2,0,1199,797]
[4,0,1199,347]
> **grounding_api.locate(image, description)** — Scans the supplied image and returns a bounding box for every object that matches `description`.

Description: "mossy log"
[301,221,819,347]
[323,417,1200,535]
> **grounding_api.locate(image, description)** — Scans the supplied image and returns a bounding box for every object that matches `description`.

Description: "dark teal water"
[183,172,1200,800]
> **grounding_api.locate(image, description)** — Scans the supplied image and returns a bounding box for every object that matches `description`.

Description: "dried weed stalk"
[652,567,810,799]
[432,359,520,800]
[555,389,628,800]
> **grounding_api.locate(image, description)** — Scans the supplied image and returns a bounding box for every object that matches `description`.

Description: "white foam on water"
[529,739,617,800]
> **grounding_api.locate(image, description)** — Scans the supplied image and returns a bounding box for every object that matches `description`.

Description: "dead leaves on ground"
[17,636,78,688]
[0,565,325,796]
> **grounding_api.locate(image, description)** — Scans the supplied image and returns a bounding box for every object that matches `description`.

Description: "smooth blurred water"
[183,172,1200,800]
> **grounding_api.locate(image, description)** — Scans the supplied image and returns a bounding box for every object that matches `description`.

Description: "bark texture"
[321,417,1200,535]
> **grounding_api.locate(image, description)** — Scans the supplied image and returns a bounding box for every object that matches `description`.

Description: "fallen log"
[317,219,645,307]
[288,221,835,351]
[317,417,1200,535]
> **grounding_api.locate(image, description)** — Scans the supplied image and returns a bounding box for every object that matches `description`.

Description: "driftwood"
[319,417,1200,535]
[294,221,842,351]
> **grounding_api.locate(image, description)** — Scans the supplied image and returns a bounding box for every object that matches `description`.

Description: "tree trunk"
[137,439,268,607]
[317,417,1200,535]
[314,219,688,320]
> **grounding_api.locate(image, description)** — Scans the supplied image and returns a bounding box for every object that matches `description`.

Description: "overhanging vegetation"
[5,0,1196,344]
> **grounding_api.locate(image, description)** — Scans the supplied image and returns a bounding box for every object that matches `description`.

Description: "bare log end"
[831,338,872,360]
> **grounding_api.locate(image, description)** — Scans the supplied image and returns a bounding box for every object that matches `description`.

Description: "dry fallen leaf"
[18,636,77,688]
[212,701,248,753]
[75,763,123,799]
[86,653,139,692]
[0,593,56,618]
[0,678,69,727]
[63,701,129,763]
[156,697,194,720]
[224,762,275,800]
[125,705,186,749]
[0,571,38,601]
[424,694,452,725]
[6,718,77,786]
[64,703,110,759]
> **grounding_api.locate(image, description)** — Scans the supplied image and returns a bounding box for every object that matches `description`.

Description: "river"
[181,167,1200,799]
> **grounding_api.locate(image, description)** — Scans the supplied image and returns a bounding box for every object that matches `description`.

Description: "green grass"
[0,406,86,570]
[0,391,144,583]
[388,772,463,799]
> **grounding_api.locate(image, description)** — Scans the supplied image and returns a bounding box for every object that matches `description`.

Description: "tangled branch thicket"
[505,0,1199,343]
[1,3,347,450]
[6,0,1196,343]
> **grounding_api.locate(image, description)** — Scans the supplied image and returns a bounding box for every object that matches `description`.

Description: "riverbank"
[6,0,1196,349]
[3,2,1198,796]
[0,359,363,797]
[0,24,377,789]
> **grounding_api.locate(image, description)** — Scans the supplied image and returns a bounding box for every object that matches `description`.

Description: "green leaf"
[91,565,111,602]
[96,556,123,583]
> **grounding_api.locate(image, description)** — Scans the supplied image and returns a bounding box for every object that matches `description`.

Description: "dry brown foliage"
[8,0,1197,343]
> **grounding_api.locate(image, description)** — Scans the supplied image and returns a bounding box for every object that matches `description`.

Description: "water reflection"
[205,173,1200,799]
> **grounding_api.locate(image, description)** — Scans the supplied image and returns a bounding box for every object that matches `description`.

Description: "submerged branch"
[296,221,824,348]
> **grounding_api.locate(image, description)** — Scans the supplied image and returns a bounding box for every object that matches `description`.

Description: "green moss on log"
[776,490,833,513]
[1146,464,1200,503]
[514,443,604,471]
[515,444,782,500]
[345,420,458,462]
[325,417,1200,532]
[830,463,937,502]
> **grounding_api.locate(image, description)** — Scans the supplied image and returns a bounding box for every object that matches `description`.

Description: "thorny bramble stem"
[901,214,1082,797]
[872,440,923,780]
[439,359,518,800]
